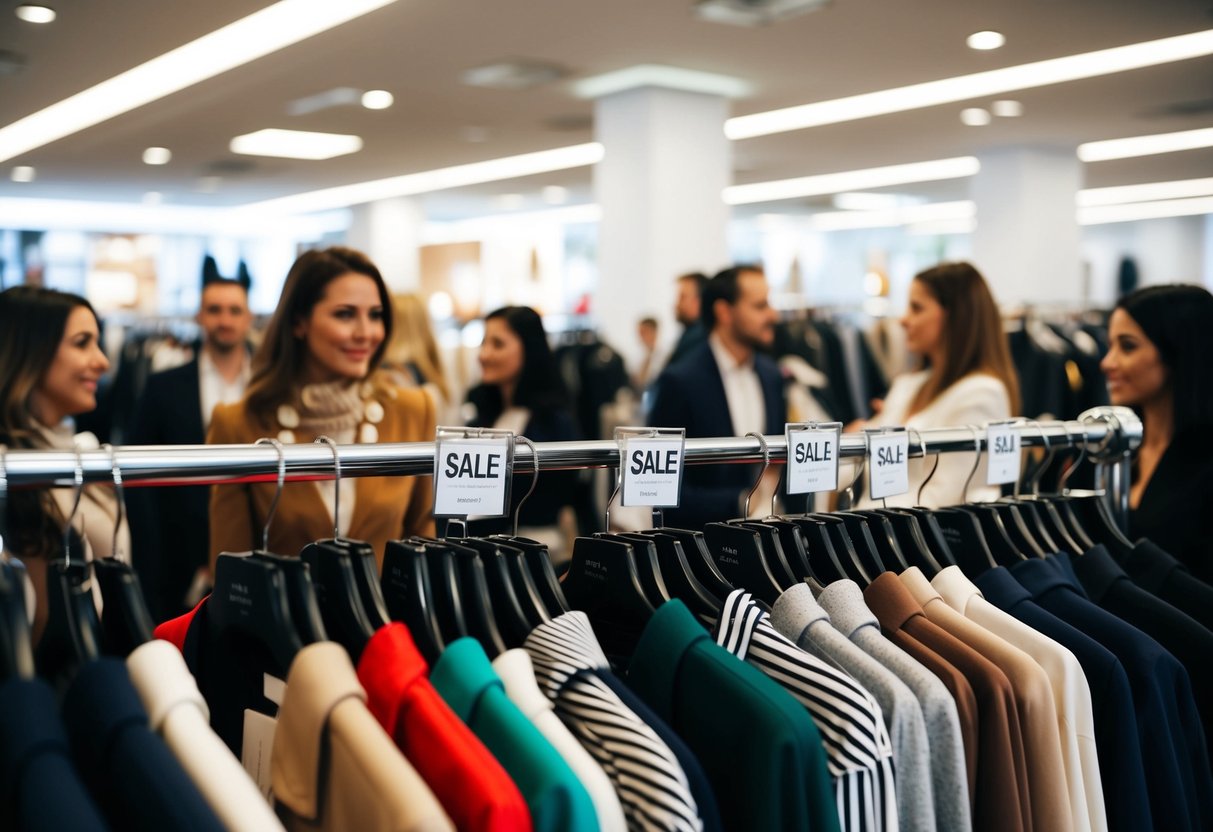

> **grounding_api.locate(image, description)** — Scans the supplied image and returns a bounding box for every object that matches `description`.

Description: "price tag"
[785,423,841,494]
[620,435,685,507]
[433,435,512,518]
[868,431,909,500]
[986,422,1021,485]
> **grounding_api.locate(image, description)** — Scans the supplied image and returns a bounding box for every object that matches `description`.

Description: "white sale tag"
[869,432,910,500]
[621,437,684,507]
[986,423,1021,485]
[434,437,511,517]
[786,425,840,494]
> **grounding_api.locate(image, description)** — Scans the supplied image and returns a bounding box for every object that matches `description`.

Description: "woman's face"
[294,272,386,384]
[479,317,524,388]
[32,305,109,425]
[902,279,946,358]
[1101,307,1170,408]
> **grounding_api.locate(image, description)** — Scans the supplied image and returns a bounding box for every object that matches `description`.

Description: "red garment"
[154,596,208,651]
[358,623,532,832]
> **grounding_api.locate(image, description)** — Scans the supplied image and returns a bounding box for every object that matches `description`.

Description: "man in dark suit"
[648,265,785,530]
[665,271,708,370]
[127,269,253,620]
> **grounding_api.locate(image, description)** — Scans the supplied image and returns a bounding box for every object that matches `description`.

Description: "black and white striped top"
[716,589,900,832]
[525,612,704,832]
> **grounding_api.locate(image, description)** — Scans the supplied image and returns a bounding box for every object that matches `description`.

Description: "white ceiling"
[1,0,1212,218]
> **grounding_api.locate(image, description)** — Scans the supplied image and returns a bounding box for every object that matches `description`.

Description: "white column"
[345,196,423,292]
[970,147,1083,307]
[593,87,731,364]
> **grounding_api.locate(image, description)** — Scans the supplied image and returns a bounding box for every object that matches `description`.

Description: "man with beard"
[128,262,253,619]
[648,265,785,530]
[666,271,708,370]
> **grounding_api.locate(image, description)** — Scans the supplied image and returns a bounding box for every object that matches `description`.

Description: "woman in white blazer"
[852,262,1019,508]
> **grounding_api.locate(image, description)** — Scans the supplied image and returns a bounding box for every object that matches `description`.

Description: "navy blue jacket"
[1010,557,1213,832]
[62,658,224,832]
[1120,540,1213,631]
[648,341,785,530]
[976,566,1151,832]
[0,677,108,831]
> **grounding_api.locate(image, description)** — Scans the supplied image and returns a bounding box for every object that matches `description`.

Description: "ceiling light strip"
[1077,127,1213,162]
[1078,177,1213,207]
[1078,195,1213,225]
[725,28,1213,140]
[0,0,397,164]
[723,156,979,205]
[237,142,605,215]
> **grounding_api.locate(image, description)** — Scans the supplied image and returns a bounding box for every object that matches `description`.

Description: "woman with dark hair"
[206,247,436,569]
[0,285,126,640]
[853,262,1019,507]
[1101,283,1213,579]
[466,306,579,560]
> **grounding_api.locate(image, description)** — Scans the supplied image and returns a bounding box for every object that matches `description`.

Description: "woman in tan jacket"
[207,247,435,570]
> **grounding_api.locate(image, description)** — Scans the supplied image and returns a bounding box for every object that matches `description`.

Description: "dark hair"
[677,272,708,292]
[0,286,97,558]
[909,261,1021,416]
[701,265,763,332]
[468,306,568,426]
[245,246,393,425]
[1117,283,1213,434]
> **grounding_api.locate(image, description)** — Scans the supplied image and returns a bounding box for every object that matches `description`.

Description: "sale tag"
[433,436,512,518]
[986,422,1021,486]
[785,423,841,494]
[868,431,910,500]
[621,435,685,507]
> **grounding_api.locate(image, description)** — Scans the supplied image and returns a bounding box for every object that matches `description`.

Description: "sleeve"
[402,390,437,538]
[205,405,256,571]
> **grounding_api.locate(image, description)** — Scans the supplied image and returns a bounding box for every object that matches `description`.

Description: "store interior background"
[1,0,1211,382]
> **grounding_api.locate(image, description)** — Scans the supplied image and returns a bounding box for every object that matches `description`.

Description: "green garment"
[628,600,841,832]
[431,638,599,832]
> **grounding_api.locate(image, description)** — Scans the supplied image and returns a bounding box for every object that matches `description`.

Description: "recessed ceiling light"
[239,142,604,215]
[15,5,56,24]
[230,128,363,160]
[142,146,171,165]
[723,156,980,205]
[542,185,568,205]
[991,99,1023,117]
[960,107,992,126]
[726,28,1213,139]
[0,0,398,164]
[967,31,1006,51]
[11,165,35,182]
[1078,126,1213,161]
[361,89,394,110]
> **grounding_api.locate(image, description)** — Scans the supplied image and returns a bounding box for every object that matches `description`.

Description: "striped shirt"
[716,589,899,832]
[524,612,704,832]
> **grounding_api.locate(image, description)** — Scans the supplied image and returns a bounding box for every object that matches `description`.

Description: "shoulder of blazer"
[933,373,1010,418]
[207,399,260,444]
[663,341,718,387]
[379,385,436,442]
[145,357,199,393]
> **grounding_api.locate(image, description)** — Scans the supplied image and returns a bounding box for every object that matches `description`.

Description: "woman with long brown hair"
[206,247,436,569]
[854,261,1019,507]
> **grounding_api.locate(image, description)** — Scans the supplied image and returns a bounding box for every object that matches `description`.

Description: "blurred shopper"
[1101,284,1213,581]
[127,270,253,620]
[631,316,667,392]
[648,265,785,529]
[852,261,1018,508]
[466,305,579,562]
[206,246,435,570]
[0,286,127,642]
[666,271,708,369]
[382,292,457,423]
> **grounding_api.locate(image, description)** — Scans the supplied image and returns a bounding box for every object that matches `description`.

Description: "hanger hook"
[962,424,983,503]
[604,463,621,531]
[315,436,342,542]
[742,432,771,518]
[1023,420,1057,497]
[1059,418,1093,493]
[102,444,127,559]
[844,430,870,509]
[255,438,287,552]
[908,427,940,506]
[513,436,540,537]
[62,444,86,565]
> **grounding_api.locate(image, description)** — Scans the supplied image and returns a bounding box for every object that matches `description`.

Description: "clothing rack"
[3,406,1142,519]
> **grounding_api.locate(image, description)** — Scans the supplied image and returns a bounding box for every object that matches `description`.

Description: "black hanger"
[809,514,876,584]
[643,527,735,601]
[607,533,673,608]
[451,537,535,648]
[878,509,947,573]
[760,517,818,583]
[91,446,153,656]
[380,539,445,663]
[562,534,654,665]
[1068,494,1135,557]
[981,502,1048,557]
[638,531,721,618]
[1040,423,1097,551]
[930,508,999,576]
[34,449,102,688]
[0,559,34,681]
[702,522,784,605]
[492,535,567,619]
[410,537,470,646]
[443,538,508,658]
[944,426,1029,567]
[845,511,911,572]
[721,433,798,590]
[787,515,849,584]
